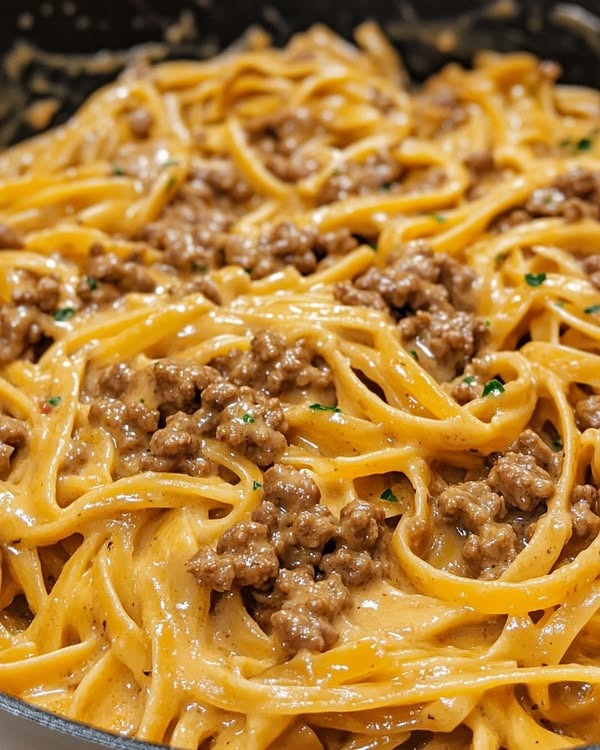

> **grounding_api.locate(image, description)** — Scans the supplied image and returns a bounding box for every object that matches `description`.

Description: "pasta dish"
[1,22,600,749]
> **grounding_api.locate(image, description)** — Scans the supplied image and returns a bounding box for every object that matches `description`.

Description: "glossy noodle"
[0,22,600,750]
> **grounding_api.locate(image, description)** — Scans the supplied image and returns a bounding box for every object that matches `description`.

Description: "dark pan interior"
[0,0,600,748]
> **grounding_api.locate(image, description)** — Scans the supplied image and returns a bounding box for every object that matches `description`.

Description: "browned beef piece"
[581,255,600,290]
[214,330,332,397]
[11,275,61,314]
[510,429,558,475]
[127,107,154,139]
[88,398,159,455]
[97,363,135,399]
[434,429,558,579]
[413,82,467,139]
[153,360,220,416]
[214,387,288,467]
[462,522,518,580]
[493,167,600,231]
[0,305,46,367]
[335,244,485,380]
[488,452,555,512]
[437,479,517,580]
[76,244,155,305]
[225,222,358,280]
[188,464,387,654]
[398,308,487,376]
[0,224,24,249]
[570,484,600,540]
[437,481,506,531]
[575,395,600,431]
[334,280,389,312]
[187,522,279,591]
[142,411,209,476]
[269,568,351,654]
[317,150,404,204]
[0,415,28,479]
[246,108,320,182]
[140,159,254,272]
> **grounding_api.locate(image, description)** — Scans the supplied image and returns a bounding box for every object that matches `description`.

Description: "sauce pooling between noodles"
[1,21,600,749]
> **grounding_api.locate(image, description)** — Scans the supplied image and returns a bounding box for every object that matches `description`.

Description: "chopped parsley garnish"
[462,375,475,384]
[47,396,62,407]
[242,413,255,424]
[409,349,419,361]
[425,213,446,223]
[559,130,597,153]
[86,276,98,290]
[482,379,505,397]
[554,300,565,308]
[525,272,547,287]
[380,488,398,502]
[484,319,491,327]
[161,159,180,168]
[575,137,593,152]
[584,304,600,315]
[380,182,393,191]
[191,261,208,274]
[244,267,252,275]
[309,403,342,413]
[552,437,563,452]
[252,480,262,490]
[165,175,177,192]
[113,165,124,176]
[53,307,75,321]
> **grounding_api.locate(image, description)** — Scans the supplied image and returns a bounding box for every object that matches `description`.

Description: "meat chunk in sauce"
[434,429,557,579]
[188,465,388,654]
[225,222,358,280]
[335,243,486,379]
[575,394,600,431]
[0,415,28,479]
[76,244,155,305]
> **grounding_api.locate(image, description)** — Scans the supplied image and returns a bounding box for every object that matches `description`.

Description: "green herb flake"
[252,480,262,491]
[380,182,393,191]
[86,276,98,290]
[462,375,475,384]
[309,403,342,413]
[525,272,547,287]
[244,267,253,275]
[575,137,593,152]
[584,304,600,315]
[113,165,125,176]
[161,158,180,168]
[47,396,62,407]
[191,261,208,274]
[554,300,565,308]
[552,437,563,452]
[53,307,76,322]
[164,175,177,192]
[426,213,446,223]
[482,378,505,397]
[409,349,419,361]
[242,413,255,424]
[380,488,398,503]
[139,397,145,403]
[484,319,491,327]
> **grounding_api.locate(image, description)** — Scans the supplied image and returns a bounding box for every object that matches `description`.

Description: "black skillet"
[0,0,599,747]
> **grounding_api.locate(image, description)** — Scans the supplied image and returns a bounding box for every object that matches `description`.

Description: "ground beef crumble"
[224,222,358,280]
[187,464,388,654]
[335,243,487,380]
[493,167,600,231]
[575,394,600,431]
[435,429,558,579]
[317,149,404,204]
[76,243,155,305]
[0,414,28,479]
[85,330,332,478]
[246,108,322,182]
